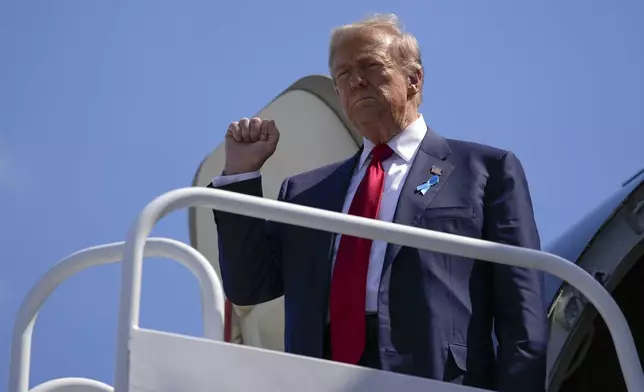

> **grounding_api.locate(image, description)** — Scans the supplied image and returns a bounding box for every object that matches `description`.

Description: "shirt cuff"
[211,170,261,187]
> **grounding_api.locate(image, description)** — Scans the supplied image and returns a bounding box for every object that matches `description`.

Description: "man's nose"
[349,73,367,89]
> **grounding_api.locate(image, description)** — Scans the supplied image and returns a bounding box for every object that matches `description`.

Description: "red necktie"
[329,143,394,364]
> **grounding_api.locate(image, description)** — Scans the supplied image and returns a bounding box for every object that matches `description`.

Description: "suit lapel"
[312,149,362,309]
[315,148,362,216]
[382,128,455,273]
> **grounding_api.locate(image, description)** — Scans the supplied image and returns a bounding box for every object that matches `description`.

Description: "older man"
[210,13,547,391]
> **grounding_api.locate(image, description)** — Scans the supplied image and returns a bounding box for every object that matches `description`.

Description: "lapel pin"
[415,175,440,195]
[430,166,442,176]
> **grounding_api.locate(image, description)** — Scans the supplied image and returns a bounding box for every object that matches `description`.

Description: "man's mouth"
[352,97,375,106]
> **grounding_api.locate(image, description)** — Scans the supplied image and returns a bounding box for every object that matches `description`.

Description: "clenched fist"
[223,117,280,175]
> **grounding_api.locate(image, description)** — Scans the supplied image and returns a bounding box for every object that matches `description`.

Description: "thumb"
[267,120,280,144]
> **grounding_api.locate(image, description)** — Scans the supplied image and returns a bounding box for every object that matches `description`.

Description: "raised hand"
[223,117,280,175]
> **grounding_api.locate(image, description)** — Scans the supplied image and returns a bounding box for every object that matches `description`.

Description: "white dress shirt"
[212,115,428,312]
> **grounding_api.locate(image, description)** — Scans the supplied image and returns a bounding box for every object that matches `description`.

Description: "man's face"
[331,30,411,134]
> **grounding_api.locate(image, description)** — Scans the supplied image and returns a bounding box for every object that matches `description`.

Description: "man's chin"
[349,109,389,130]
[350,102,384,119]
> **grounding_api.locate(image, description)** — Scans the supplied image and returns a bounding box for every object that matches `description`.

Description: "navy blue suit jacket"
[211,128,547,391]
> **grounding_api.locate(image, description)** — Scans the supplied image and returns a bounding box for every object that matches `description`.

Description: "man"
[210,13,547,391]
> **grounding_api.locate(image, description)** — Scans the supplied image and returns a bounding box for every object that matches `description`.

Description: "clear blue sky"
[1,0,642,388]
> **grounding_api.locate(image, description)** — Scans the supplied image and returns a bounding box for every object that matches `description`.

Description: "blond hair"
[328,13,423,106]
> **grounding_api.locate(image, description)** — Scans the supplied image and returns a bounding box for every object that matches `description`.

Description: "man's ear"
[408,68,423,96]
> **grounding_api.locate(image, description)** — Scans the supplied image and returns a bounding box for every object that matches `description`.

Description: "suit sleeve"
[209,176,289,306]
[483,151,548,392]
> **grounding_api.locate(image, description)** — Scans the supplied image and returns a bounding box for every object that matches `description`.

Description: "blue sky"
[1,0,642,388]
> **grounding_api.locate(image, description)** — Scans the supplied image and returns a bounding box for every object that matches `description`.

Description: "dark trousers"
[323,314,382,369]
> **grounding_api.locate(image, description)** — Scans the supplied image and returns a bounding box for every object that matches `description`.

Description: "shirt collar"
[359,114,428,169]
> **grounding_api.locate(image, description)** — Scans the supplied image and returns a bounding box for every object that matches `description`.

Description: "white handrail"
[115,187,644,392]
[28,378,113,392]
[9,237,225,392]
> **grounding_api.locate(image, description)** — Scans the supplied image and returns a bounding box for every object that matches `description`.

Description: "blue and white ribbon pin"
[416,175,440,195]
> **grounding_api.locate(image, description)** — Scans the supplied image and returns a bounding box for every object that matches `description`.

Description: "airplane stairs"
[8,187,644,392]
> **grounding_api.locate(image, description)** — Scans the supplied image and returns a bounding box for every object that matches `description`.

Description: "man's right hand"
[223,117,280,175]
